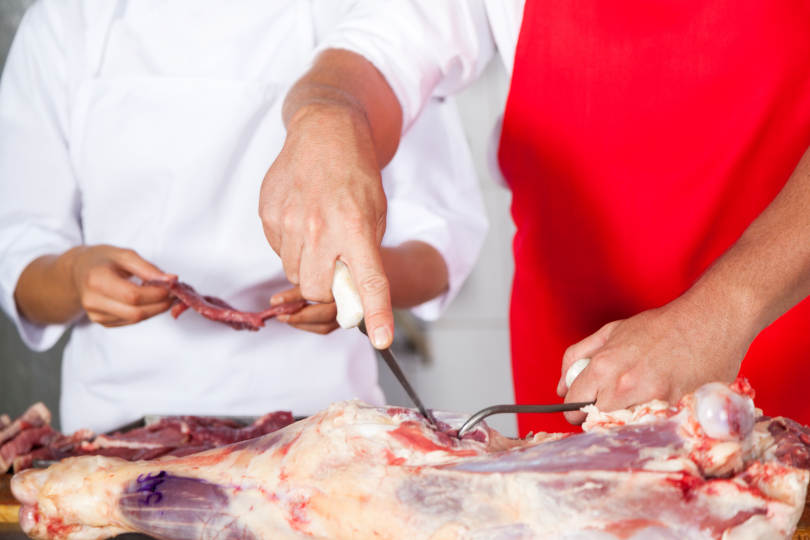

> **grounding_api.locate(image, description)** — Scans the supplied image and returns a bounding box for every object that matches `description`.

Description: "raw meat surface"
[0,404,54,471]
[11,430,95,472]
[12,380,810,539]
[82,412,295,458]
[145,277,306,330]
[0,426,58,472]
[0,403,50,447]
[3,408,294,473]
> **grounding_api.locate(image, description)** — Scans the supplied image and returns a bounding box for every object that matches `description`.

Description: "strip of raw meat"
[145,277,306,331]
[0,403,50,447]
[12,380,810,540]
[0,426,58,472]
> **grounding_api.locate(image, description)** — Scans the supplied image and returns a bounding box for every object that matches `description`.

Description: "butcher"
[258,0,810,434]
[0,1,487,433]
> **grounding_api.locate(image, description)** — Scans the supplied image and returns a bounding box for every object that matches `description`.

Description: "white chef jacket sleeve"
[380,96,487,321]
[0,1,82,351]
[315,0,495,131]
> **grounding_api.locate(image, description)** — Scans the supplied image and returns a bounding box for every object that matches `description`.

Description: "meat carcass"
[145,277,306,330]
[12,380,810,539]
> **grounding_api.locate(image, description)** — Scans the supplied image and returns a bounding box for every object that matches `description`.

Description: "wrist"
[676,276,763,352]
[284,87,367,134]
[283,96,382,176]
[13,246,87,325]
[60,246,88,303]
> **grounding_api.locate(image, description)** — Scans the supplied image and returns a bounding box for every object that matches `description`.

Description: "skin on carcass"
[12,381,810,540]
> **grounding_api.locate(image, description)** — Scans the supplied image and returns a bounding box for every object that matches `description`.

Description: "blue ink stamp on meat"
[135,471,167,505]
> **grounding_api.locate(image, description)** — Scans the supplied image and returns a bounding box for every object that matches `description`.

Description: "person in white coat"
[0,0,487,434]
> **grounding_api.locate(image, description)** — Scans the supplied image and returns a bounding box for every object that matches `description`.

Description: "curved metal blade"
[457,402,594,438]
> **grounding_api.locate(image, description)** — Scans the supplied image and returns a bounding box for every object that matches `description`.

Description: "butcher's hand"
[68,246,176,327]
[556,296,754,424]
[556,141,810,423]
[15,245,175,327]
[271,286,338,335]
[258,102,393,349]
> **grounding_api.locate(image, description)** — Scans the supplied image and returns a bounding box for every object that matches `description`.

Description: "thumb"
[557,320,621,397]
[563,363,600,425]
[114,248,175,282]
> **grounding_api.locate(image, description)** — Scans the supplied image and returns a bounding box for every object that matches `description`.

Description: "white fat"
[642,456,698,473]
[350,423,393,438]
[723,515,787,540]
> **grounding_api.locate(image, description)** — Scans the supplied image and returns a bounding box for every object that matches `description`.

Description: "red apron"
[498,0,810,436]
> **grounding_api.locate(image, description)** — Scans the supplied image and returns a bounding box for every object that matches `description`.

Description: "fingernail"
[277,315,289,322]
[270,296,281,306]
[372,326,391,349]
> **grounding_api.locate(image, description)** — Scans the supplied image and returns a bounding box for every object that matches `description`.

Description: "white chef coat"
[0,0,487,433]
[314,0,524,131]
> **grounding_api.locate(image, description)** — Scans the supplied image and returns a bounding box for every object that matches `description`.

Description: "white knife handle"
[332,261,364,329]
[565,357,591,389]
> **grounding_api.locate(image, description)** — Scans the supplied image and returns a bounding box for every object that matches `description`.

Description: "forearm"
[282,49,403,168]
[381,241,449,308]
[682,146,810,341]
[14,248,83,325]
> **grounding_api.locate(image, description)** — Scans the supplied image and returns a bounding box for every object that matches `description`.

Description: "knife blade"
[357,320,438,426]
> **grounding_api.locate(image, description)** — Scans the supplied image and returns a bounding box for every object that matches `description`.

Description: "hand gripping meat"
[12,380,810,539]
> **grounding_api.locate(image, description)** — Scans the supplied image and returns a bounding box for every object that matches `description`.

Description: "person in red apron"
[499,1,810,435]
[259,1,810,436]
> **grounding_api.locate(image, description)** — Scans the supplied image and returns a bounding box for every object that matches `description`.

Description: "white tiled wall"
[377,59,519,436]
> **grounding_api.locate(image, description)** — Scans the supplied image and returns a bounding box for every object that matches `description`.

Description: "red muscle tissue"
[145,276,305,331]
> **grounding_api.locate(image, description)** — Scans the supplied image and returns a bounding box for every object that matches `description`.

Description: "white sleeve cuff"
[311,41,436,134]
[0,228,74,352]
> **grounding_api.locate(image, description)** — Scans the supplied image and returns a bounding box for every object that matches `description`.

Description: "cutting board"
[2,473,810,536]
[0,475,17,524]
[798,497,810,540]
